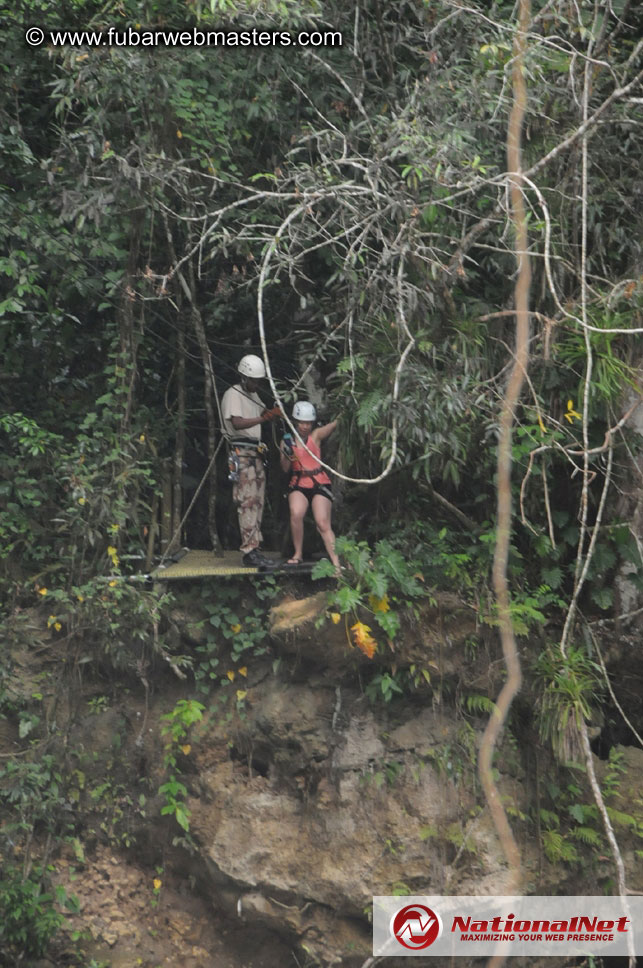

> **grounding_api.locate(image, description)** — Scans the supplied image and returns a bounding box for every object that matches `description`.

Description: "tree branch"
[479,9,530,960]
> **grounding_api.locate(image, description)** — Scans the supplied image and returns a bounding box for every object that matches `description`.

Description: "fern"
[570,826,602,846]
[465,694,496,716]
[606,806,637,829]
[543,829,578,864]
[539,808,560,829]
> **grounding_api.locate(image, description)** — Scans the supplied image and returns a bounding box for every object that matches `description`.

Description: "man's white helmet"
[238,354,266,379]
[293,401,316,421]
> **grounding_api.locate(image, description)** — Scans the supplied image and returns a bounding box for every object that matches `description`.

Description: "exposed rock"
[187,676,539,965]
[53,842,294,967]
[269,592,329,636]
[268,590,480,684]
[171,607,210,647]
[42,585,635,968]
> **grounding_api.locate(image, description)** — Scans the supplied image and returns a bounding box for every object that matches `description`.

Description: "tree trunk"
[120,208,144,436]
[162,212,220,554]
[160,459,173,554]
[189,264,220,554]
[170,311,186,555]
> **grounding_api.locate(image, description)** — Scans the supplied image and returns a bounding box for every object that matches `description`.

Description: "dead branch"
[567,395,643,455]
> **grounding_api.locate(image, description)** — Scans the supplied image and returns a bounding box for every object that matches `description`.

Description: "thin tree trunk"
[120,209,143,436]
[188,261,220,554]
[479,6,530,963]
[145,490,159,572]
[160,459,172,553]
[162,212,220,553]
[170,313,186,554]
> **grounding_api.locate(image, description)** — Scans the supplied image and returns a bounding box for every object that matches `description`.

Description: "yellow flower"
[176,129,183,139]
[537,414,546,434]
[107,546,117,557]
[153,878,162,891]
[77,594,84,602]
[38,588,48,596]
[238,666,248,678]
[78,497,86,505]
[139,434,145,442]
[109,580,117,588]
[230,623,242,634]
[564,399,582,424]
[350,621,377,659]
[226,670,235,681]
[48,614,57,627]
[330,612,341,625]
[54,622,62,632]
[236,689,247,702]
[180,744,191,756]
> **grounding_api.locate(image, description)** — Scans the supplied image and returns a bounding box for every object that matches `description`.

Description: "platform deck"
[151,549,316,580]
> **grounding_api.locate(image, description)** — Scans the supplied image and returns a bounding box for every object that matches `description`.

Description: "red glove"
[261,407,283,421]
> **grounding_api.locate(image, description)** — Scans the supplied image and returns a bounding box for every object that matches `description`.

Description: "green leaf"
[334,586,361,612]
[312,558,336,579]
[568,802,585,824]
[175,803,191,831]
[590,587,613,610]
[541,565,562,589]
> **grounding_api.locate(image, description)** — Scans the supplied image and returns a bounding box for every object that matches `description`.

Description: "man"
[221,355,281,566]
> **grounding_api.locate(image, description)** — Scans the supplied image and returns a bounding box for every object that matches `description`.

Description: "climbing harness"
[286,430,333,501]
[227,438,268,483]
[289,465,326,487]
[289,480,334,503]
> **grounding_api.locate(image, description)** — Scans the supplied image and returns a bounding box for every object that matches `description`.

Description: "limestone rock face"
[131,591,640,966]
[43,586,643,968]
[190,703,475,964]
[186,587,536,967]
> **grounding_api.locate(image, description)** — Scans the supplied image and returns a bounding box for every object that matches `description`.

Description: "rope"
[256,203,415,484]
[157,436,225,566]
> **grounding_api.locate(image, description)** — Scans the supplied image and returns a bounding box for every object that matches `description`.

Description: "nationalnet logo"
[390,904,442,949]
[373,896,642,958]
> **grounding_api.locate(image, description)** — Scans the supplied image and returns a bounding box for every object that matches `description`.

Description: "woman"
[280,401,340,573]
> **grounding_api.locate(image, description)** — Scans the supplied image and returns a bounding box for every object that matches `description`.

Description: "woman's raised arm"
[313,419,337,443]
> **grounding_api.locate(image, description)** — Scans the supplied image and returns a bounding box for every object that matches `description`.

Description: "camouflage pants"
[233,457,265,554]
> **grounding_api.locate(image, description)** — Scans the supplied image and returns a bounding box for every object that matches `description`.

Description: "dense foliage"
[1,0,643,959]
[2,0,642,589]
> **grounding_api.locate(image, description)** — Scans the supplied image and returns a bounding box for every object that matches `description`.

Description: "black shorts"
[288,483,333,504]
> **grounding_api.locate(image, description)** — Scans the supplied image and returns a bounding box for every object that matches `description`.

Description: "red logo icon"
[391,903,442,949]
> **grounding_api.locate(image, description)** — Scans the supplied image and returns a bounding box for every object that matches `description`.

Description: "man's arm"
[230,407,283,431]
[230,414,264,431]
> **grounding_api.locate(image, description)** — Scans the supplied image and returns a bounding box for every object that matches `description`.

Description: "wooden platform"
[151,549,316,581]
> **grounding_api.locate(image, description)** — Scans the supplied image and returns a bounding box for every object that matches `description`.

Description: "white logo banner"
[373,895,641,957]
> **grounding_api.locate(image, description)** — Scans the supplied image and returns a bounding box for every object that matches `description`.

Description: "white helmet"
[238,354,266,379]
[293,401,316,421]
